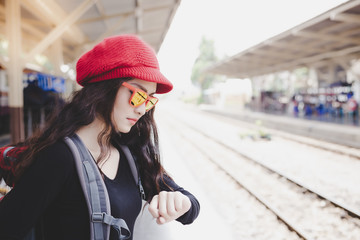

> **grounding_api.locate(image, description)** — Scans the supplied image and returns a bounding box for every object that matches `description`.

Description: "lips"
[127,118,138,125]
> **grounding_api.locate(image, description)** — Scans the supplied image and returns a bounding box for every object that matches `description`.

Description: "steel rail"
[202,109,360,160]
[176,113,360,219]
[166,118,310,240]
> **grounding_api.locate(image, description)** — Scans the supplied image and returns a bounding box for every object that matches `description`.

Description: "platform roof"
[0,0,180,68]
[207,0,360,79]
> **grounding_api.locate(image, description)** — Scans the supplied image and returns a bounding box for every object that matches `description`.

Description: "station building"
[206,1,360,127]
[0,0,180,145]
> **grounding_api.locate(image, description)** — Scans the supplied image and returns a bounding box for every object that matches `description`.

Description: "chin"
[117,126,132,134]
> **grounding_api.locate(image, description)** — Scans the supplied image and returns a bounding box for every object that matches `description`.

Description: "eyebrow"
[131,83,156,96]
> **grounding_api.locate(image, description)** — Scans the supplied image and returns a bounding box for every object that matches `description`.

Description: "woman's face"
[112,78,157,133]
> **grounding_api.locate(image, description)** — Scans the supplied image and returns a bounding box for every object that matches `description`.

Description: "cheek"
[111,93,132,129]
[113,91,130,114]
[112,102,126,121]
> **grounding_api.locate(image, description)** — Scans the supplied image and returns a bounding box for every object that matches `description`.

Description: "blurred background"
[0,0,360,239]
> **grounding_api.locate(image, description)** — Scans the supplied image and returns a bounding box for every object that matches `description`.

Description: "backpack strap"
[64,135,131,240]
[0,146,17,187]
[2,146,15,159]
[118,144,146,200]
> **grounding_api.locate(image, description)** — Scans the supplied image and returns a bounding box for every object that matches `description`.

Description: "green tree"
[191,36,220,103]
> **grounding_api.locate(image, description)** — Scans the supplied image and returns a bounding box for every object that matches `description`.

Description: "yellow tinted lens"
[131,91,147,106]
[145,98,158,111]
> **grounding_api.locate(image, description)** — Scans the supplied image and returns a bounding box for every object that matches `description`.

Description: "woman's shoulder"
[39,139,73,156]
[13,140,78,189]
[35,140,75,170]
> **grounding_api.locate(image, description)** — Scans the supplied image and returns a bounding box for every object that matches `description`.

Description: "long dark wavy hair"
[14,78,166,202]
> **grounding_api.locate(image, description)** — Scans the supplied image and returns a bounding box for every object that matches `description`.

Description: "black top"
[104,149,141,240]
[0,141,200,240]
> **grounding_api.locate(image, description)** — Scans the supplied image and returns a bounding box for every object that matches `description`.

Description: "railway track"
[201,108,360,160]
[158,108,360,240]
[175,112,360,219]
[159,104,360,211]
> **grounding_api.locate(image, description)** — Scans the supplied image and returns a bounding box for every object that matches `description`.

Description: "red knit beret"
[76,34,173,94]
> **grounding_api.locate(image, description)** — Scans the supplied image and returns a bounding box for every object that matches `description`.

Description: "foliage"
[191,36,221,103]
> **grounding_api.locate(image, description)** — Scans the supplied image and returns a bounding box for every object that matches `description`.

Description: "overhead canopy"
[0,0,180,69]
[207,0,360,79]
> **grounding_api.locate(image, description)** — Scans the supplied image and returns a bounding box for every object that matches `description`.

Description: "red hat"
[76,34,173,94]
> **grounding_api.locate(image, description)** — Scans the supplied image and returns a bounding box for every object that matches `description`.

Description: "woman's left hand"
[148,191,191,225]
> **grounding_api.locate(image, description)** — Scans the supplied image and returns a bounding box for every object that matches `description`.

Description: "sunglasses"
[122,82,159,112]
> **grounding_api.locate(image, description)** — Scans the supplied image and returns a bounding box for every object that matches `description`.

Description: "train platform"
[133,119,235,240]
[198,104,360,149]
[155,102,360,239]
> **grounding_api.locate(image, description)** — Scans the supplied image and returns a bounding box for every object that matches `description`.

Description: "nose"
[135,102,146,116]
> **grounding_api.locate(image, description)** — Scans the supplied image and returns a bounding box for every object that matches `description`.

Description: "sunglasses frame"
[122,82,158,112]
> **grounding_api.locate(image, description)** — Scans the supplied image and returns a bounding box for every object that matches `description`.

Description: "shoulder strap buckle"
[92,212,105,223]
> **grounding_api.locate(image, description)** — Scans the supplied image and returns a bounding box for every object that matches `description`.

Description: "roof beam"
[76,3,175,24]
[0,17,75,62]
[94,0,112,30]
[331,12,360,24]
[210,46,360,78]
[94,14,131,43]
[25,0,97,62]
[208,1,360,79]
[0,6,45,38]
[265,41,319,54]
[21,18,53,28]
[292,30,360,46]
[239,56,276,66]
[78,13,132,54]
[135,0,143,33]
[248,45,360,77]
[319,21,346,34]
[21,19,48,38]
[252,49,297,61]
[21,0,88,45]
[76,11,130,24]
[94,0,106,16]
[70,13,133,66]
[155,0,181,52]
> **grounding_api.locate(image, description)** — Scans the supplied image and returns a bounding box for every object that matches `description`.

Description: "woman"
[0,35,200,240]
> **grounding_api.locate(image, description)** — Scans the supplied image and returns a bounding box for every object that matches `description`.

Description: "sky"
[157,0,349,94]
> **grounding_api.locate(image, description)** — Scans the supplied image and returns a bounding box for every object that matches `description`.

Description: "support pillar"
[6,0,24,143]
[50,38,64,76]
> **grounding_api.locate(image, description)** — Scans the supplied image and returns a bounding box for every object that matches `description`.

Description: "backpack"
[0,134,145,240]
